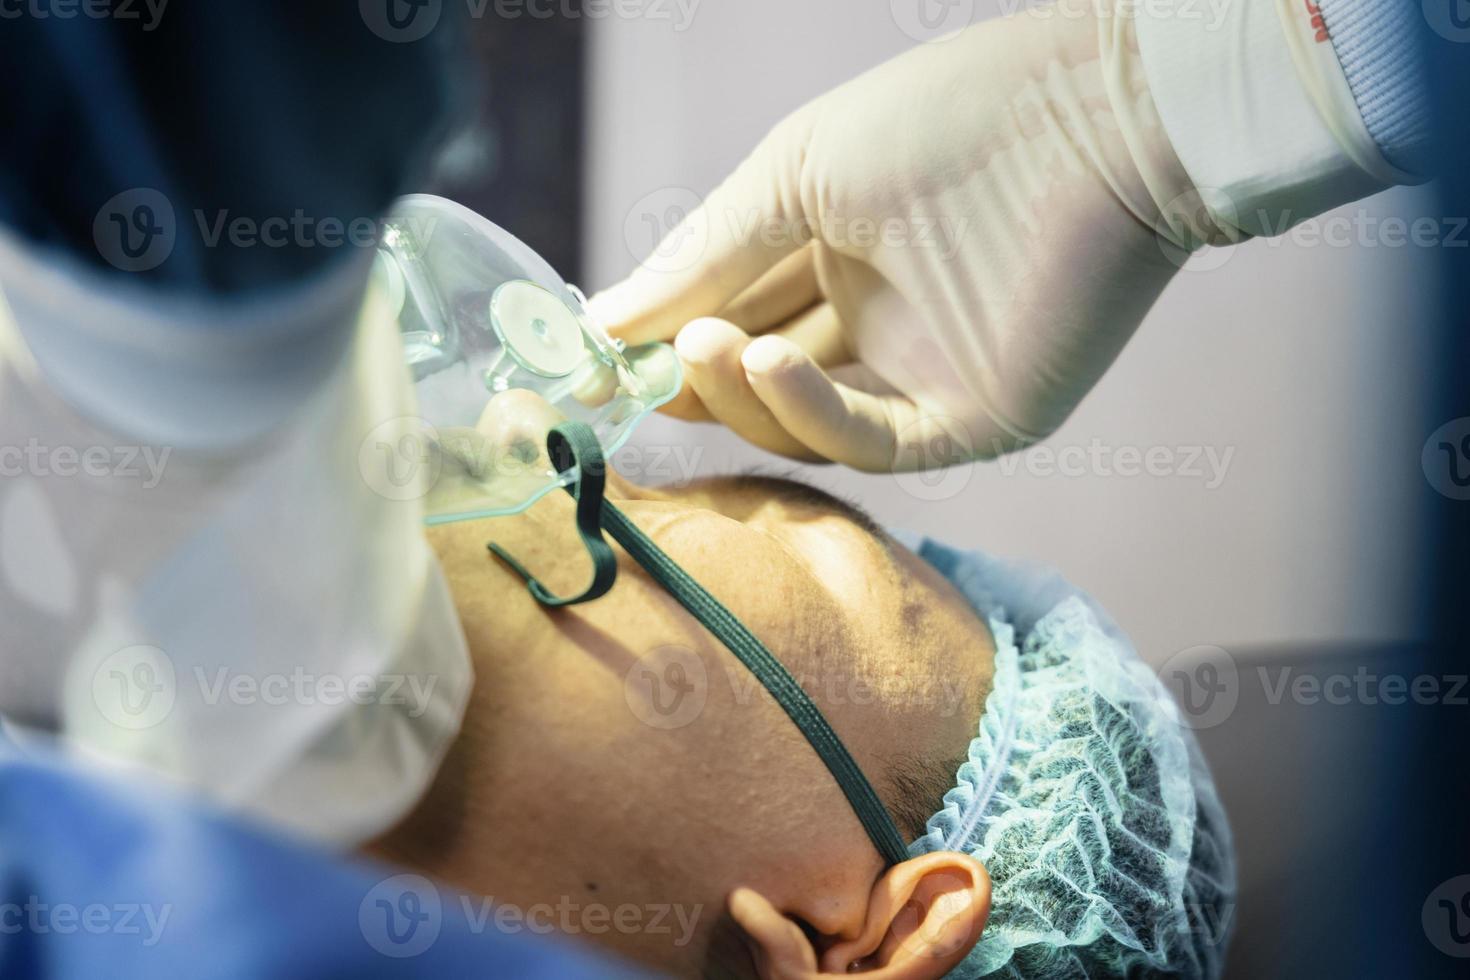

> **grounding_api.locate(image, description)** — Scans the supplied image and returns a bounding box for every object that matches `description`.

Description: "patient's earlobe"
[727,853,990,979]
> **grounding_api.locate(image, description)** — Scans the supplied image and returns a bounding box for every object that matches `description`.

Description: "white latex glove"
[593,0,1410,472]
[590,1,1220,471]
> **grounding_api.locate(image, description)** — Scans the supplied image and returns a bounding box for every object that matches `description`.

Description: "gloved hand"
[590,0,1226,471]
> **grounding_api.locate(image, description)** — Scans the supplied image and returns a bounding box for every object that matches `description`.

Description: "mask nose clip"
[488,422,619,606]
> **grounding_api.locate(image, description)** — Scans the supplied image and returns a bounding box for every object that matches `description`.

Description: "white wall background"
[581,1,1441,664]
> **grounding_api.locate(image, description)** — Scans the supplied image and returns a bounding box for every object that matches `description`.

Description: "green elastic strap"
[487,424,618,606]
[491,421,911,869]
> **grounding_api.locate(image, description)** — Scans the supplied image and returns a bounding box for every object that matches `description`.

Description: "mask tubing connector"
[488,423,619,606]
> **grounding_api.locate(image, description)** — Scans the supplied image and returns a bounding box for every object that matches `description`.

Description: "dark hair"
[887,750,968,842]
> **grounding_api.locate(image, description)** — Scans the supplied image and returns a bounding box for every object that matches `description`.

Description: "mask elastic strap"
[487,424,618,606]
[490,422,911,868]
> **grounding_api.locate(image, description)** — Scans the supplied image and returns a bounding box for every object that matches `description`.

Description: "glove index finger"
[590,106,818,346]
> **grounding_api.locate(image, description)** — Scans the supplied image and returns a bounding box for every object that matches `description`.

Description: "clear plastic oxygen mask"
[372,194,681,524]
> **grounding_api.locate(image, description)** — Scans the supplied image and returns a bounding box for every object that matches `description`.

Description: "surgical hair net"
[899,535,1236,979]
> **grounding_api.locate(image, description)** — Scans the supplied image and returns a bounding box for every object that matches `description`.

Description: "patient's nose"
[475,388,565,467]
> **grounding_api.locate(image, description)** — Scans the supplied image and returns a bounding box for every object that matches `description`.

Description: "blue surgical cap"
[898,534,1236,979]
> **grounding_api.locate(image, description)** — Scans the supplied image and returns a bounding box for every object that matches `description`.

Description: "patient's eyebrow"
[728,471,888,542]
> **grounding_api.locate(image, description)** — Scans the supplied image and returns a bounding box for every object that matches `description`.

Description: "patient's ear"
[728,852,990,979]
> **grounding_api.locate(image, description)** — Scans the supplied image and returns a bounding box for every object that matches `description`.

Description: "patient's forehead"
[620,486,910,656]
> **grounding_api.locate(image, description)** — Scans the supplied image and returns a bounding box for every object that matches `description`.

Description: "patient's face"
[372,425,994,976]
